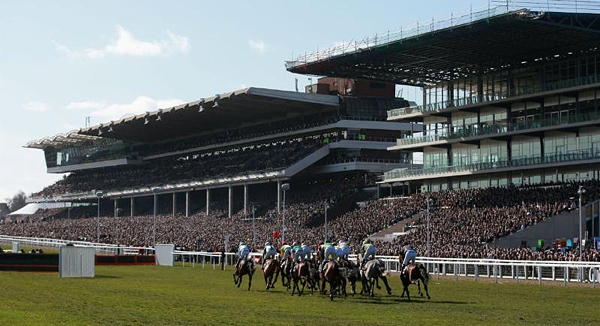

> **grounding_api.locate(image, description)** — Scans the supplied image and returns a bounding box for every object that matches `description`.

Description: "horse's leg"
[248,273,252,291]
[350,279,356,296]
[329,281,334,301]
[423,278,431,300]
[369,279,375,297]
[405,284,411,301]
[376,277,381,290]
[364,278,370,296]
[417,280,423,297]
[321,277,326,294]
[238,274,243,288]
[264,274,270,291]
[381,276,392,295]
[342,278,347,297]
[272,269,279,288]
[299,279,306,296]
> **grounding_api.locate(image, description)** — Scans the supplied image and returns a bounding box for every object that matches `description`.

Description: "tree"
[6,191,27,213]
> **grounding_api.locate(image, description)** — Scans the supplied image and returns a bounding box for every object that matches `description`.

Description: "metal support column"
[172,193,177,217]
[185,191,190,217]
[206,189,210,216]
[130,197,134,217]
[228,185,233,218]
[277,180,282,213]
[244,184,248,215]
[114,199,118,218]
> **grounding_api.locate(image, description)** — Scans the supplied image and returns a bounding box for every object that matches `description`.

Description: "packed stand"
[379,180,600,261]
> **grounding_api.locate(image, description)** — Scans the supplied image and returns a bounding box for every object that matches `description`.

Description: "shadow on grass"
[341,295,470,305]
[94,275,120,279]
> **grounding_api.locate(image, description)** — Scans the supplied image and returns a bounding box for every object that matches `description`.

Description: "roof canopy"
[286,9,600,86]
[27,87,339,146]
[25,132,104,149]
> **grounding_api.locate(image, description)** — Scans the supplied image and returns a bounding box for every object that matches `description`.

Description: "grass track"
[0,265,597,325]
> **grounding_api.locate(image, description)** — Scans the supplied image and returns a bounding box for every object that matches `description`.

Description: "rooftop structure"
[287,5,600,192]
[26,86,418,217]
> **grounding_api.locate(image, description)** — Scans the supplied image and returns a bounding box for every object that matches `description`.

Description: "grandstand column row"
[109,181,285,219]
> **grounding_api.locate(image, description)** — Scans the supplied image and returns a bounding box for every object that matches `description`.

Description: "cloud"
[23,101,50,112]
[66,101,106,110]
[86,96,185,121]
[55,25,190,59]
[248,39,267,53]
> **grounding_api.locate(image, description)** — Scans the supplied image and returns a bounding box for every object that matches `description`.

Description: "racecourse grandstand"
[5,4,600,262]
[24,87,417,220]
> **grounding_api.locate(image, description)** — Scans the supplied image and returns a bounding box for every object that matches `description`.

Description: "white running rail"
[0,235,154,255]
[174,251,600,285]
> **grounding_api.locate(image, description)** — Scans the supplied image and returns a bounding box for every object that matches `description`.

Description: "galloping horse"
[233,258,255,291]
[342,259,361,295]
[290,261,313,296]
[400,263,431,301]
[280,257,293,289]
[320,260,346,301]
[262,258,280,290]
[361,259,392,297]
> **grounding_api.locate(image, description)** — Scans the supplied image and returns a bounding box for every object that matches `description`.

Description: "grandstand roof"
[25,131,104,149]
[286,8,600,86]
[26,87,339,147]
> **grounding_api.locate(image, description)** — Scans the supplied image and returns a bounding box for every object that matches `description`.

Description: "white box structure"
[12,241,20,253]
[59,246,95,278]
[155,244,174,266]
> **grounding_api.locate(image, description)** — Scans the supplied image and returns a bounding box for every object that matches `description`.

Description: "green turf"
[0,265,597,325]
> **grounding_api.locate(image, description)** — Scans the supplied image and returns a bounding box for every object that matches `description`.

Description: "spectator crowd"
[4,177,600,261]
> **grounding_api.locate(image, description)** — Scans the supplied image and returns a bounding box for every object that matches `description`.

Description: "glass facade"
[387,50,600,192]
[421,167,600,193]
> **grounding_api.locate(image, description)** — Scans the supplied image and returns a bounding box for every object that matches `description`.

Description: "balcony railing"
[395,110,600,147]
[384,148,600,180]
[388,75,600,119]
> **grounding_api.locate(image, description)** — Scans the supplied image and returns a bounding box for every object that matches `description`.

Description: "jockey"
[262,241,276,261]
[319,239,337,272]
[280,242,292,261]
[336,239,350,262]
[291,242,303,270]
[236,241,251,269]
[237,241,250,260]
[361,239,377,267]
[300,243,312,262]
[401,245,417,272]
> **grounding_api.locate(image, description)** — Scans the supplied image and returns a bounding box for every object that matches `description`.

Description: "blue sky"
[0,0,494,200]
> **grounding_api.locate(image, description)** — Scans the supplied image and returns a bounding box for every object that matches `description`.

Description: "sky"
[0,0,496,201]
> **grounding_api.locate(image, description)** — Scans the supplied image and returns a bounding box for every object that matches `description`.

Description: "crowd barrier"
[0,235,154,255]
[4,235,600,285]
[173,251,600,286]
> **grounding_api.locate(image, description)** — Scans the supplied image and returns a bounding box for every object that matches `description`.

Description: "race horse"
[400,263,431,301]
[280,257,293,289]
[361,259,392,297]
[233,257,255,291]
[320,260,346,301]
[290,261,314,296]
[262,258,280,290]
[342,259,362,295]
